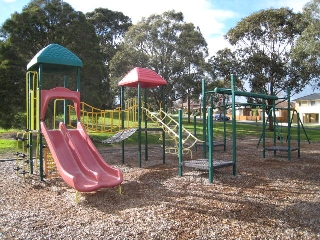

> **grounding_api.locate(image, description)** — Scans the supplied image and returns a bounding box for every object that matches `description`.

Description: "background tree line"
[0,0,319,129]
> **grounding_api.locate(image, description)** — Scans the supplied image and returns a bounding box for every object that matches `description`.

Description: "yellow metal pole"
[30,90,34,130]
[36,88,40,130]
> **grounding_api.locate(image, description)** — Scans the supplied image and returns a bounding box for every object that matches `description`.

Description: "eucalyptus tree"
[225,8,307,129]
[292,0,320,89]
[0,41,26,129]
[86,8,132,108]
[0,0,105,128]
[109,10,208,120]
[207,48,244,107]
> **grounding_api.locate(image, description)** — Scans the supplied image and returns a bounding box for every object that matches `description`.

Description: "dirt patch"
[0,137,319,239]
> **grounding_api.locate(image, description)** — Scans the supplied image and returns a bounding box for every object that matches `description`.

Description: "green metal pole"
[194,115,197,137]
[28,73,33,174]
[262,102,266,158]
[193,115,197,151]
[39,64,44,181]
[202,79,207,158]
[138,82,142,167]
[161,85,166,164]
[209,94,213,150]
[231,74,236,175]
[214,88,278,100]
[121,86,125,164]
[223,96,226,151]
[256,126,264,148]
[273,106,277,156]
[178,109,183,176]
[144,88,148,162]
[287,87,291,160]
[297,112,301,158]
[298,113,310,144]
[208,107,213,183]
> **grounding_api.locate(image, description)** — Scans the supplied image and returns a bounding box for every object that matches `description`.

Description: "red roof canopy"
[118,67,167,88]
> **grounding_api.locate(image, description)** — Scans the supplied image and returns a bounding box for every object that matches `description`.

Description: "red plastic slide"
[41,121,123,192]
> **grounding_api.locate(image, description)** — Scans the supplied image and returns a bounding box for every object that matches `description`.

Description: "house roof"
[275,100,295,108]
[293,93,320,101]
[118,67,167,88]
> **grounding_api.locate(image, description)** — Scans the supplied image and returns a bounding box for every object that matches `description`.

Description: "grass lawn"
[0,120,318,153]
[0,129,18,154]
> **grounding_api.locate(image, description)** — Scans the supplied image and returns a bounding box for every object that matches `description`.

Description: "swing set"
[178,74,310,183]
[257,104,310,159]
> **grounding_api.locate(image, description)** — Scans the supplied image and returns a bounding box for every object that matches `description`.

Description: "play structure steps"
[264,146,299,152]
[183,159,234,171]
[143,107,203,157]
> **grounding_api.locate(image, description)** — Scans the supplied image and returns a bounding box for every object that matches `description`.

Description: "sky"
[0,0,314,99]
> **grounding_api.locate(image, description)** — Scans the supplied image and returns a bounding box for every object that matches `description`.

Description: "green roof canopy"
[27,44,83,72]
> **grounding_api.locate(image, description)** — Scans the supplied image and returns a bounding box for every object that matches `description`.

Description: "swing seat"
[264,146,299,152]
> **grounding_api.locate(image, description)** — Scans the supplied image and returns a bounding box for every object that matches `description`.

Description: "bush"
[12,112,26,129]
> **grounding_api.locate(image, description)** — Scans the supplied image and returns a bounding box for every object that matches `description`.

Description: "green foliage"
[225,8,308,101]
[207,48,244,106]
[0,0,133,128]
[11,112,26,129]
[221,7,310,131]
[0,42,26,129]
[292,0,320,88]
[3,1,98,100]
[86,8,132,108]
[208,48,243,87]
[110,10,208,110]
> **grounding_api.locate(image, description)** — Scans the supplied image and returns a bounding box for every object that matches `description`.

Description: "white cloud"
[64,0,309,56]
[263,0,308,12]
[64,0,235,55]
[206,36,233,55]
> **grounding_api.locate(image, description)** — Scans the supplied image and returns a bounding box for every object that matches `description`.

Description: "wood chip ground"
[0,137,319,239]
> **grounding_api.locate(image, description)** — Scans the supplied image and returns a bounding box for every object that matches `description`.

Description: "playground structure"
[86,68,236,182]
[63,68,309,184]
[177,74,310,183]
[15,44,310,188]
[213,75,309,160]
[116,67,209,167]
[17,44,123,192]
[69,67,206,167]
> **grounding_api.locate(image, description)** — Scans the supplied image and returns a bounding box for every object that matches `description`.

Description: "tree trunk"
[267,83,274,131]
[267,99,274,131]
[268,113,274,131]
[187,92,191,124]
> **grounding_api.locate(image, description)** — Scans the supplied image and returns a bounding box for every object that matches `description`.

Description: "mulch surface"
[0,137,319,239]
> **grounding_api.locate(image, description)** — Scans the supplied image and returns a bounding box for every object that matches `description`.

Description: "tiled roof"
[293,93,320,101]
[275,100,295,108]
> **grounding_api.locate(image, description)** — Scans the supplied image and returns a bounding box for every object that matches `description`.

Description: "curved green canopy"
[27,44,83,72]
